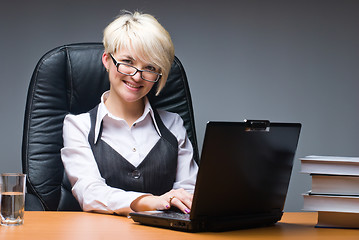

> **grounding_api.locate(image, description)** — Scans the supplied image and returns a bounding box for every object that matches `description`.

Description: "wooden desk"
[0,212,358,239]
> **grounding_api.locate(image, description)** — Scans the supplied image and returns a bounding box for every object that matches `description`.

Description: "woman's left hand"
[130,188,193,214]
[160,188,193,214]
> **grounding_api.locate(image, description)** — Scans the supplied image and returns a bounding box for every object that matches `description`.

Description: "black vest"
[88,105,178,195]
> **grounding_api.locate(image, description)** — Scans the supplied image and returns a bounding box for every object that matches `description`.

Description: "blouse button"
[132,147,136,152]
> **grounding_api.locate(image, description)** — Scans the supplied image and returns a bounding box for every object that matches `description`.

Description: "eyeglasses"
[109,54,162,83]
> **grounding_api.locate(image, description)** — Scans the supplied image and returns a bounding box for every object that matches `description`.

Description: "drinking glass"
[0,173,26,226]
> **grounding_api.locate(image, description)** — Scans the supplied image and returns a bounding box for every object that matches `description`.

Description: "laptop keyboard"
[152,211,190,220]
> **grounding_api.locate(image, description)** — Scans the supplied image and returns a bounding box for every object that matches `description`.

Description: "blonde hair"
[103,11,175,95]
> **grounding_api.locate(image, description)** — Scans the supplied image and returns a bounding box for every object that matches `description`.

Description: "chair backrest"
[22,43,199,211]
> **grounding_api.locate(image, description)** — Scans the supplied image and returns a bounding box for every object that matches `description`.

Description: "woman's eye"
[121,59,132,64]
[146,66,156,72]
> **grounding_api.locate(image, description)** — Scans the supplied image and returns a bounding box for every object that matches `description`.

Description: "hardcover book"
[311,174,359,195]
[300,155,359,176]
[303,192,359,213]
[316,211,359,229]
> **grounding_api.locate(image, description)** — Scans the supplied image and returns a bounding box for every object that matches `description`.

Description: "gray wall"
[1,0,358,212]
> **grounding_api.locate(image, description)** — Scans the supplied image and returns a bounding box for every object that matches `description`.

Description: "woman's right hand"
[130,188,193,214]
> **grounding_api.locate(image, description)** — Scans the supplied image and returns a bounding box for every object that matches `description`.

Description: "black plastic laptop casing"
[130,121,302,232]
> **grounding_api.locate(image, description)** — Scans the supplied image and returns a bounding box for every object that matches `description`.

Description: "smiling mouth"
[124,81,142,89]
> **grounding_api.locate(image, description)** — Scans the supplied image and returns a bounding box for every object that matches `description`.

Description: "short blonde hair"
[103,11,175,95]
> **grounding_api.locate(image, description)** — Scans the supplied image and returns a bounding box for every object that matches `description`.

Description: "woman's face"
[103,48,157,105]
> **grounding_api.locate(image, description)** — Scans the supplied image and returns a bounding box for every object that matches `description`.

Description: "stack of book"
[301,155,359,228]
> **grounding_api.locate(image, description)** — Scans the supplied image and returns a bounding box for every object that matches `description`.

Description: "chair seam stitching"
[65,47,74,112]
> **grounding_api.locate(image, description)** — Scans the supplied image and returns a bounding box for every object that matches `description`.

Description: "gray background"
[1,0,358,212]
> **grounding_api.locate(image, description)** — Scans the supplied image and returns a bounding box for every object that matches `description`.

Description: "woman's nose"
[131,70,142,82]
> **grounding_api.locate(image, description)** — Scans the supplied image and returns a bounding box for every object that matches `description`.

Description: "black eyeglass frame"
[109,53,162,83]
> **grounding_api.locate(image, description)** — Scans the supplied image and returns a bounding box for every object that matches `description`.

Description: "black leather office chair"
[22,43,199,211]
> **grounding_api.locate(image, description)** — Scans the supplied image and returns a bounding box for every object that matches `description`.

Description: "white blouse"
[61,91,198,214]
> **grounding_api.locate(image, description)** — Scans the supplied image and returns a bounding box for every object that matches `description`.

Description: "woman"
[61,11,198,216]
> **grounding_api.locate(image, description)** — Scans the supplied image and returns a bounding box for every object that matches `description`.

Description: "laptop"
[130,120,301,232]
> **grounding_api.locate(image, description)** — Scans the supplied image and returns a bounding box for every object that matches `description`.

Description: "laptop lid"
[131,120,301,231]
[190,120,301,220]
